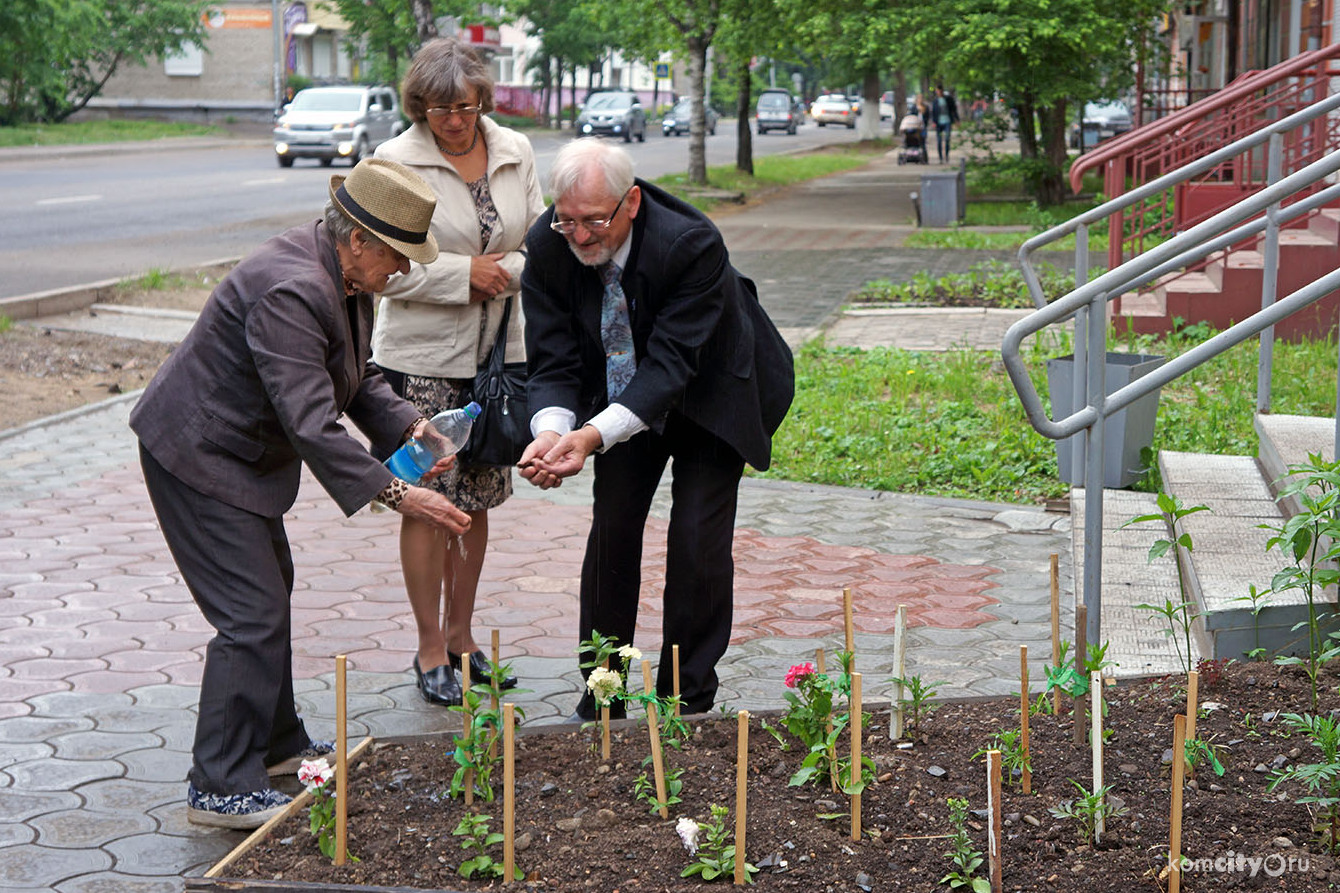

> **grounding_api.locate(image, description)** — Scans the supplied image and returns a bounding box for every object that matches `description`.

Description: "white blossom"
[676,817,700,855]
[617,644,642,663]
[297,758,333,791]
[586,666,624,705]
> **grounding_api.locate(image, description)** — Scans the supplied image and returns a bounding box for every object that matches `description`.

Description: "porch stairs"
[1112,208,1340,340]
[1077,413,1339,679]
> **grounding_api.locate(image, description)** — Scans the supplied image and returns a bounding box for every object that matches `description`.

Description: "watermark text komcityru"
[1176,850,1312,878]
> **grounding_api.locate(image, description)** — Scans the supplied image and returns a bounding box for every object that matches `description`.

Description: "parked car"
[1069,100,1134,148]
[662,97,719,136]
[273,85,403,168]
[846,95,863,116]
[810,94,855,128]
[879,90,894,121]
[576,91,647,142]
[755,89,800,135]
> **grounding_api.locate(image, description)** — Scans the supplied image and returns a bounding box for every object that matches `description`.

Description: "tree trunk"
[686,36,709,185]
[1034,100,1070,206]
[1016,96,1038,160]
[893,70,908,130]
[858,68,880,140]
[735,58,753,175]
[409,0,437,44]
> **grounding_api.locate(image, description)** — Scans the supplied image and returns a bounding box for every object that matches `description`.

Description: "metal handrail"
[1018,90,1340,315]
[1067,41,1340,194]
[1002,101,1340,647]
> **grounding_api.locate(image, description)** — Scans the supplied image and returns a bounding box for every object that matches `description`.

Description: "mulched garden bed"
[203,660,1340,891]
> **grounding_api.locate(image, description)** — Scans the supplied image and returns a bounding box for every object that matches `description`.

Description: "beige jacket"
[372,116,545,377]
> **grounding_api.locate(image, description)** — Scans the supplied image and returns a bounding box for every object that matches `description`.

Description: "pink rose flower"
[785,662,816,689]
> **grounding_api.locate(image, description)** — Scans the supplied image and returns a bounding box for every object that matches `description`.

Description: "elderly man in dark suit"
[519,139,794,721]
[131,159,472,829]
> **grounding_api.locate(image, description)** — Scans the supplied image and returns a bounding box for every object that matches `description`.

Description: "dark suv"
[756,89,800,135]
[576,91,647,142]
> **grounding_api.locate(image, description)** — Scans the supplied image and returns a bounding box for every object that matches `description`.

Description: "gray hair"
[323,200,387,251]
[401,37,495,122]
[548,139,634,203]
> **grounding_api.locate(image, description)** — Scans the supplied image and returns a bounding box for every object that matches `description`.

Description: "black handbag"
[461,296,529,467]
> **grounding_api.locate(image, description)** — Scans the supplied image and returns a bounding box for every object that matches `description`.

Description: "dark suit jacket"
[130,220,420,518]
[521,179,794,471]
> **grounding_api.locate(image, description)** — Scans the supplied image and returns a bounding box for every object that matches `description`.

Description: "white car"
[273,86,403,168]
[810,94,855,128]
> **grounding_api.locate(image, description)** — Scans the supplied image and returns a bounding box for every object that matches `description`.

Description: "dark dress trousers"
[130,220,419,795]
[522,179,795,714]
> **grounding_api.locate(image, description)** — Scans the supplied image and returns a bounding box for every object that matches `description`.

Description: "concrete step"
[1075,416,1339,676]
[1156,450,1298,660]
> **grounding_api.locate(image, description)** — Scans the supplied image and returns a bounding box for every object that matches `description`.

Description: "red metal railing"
[1068,43,1340,276]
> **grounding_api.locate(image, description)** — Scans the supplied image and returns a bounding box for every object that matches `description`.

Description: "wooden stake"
[490,630,501,762]
[462,664,474,807]
[641,660,668,819]
[601,657,611,761]
[1073,604,1087,747]
[1020,646,1031,794]
[1185,670,1199,744]
[890,605,907,741]
[672,644,681,718]
[1050,553,1062,715]
[335,654,348,866]
[843,587,855,671]
[1090,670,1105,843]
[734,709,749,885]
[850,672,863,841]
[986,749,1003,893]
[1170,714,1187,893]
[503,703,515,885]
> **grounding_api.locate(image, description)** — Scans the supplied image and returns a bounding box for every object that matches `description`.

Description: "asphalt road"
[0,121,868,299]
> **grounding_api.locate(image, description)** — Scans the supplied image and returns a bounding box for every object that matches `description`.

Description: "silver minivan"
[273,86,403,168]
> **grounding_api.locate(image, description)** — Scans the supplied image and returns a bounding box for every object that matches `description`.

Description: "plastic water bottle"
[384,402,482,485]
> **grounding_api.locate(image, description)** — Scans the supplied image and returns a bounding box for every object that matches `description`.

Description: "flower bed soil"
[215,661,1340,891]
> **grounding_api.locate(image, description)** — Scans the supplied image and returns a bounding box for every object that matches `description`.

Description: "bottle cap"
[464,401,483,419]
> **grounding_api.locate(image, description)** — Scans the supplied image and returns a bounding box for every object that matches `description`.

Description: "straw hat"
[329,158,439,265]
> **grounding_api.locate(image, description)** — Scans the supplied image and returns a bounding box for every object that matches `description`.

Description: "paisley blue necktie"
[600,262,636,399]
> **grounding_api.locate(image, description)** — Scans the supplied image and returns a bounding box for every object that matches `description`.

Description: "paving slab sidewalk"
[0,146,1125,892]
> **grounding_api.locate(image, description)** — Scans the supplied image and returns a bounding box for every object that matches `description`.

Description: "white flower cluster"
[586,666,624,705]
[297,757,334,791]
[675,817,700,855]
[617,644,642,662]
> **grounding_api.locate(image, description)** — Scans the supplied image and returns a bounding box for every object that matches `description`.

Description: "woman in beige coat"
[373,38,545,706]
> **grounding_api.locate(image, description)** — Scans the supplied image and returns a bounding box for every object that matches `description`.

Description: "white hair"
[548,139,635,202]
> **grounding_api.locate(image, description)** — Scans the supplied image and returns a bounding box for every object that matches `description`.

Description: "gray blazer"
[130,220,420,518]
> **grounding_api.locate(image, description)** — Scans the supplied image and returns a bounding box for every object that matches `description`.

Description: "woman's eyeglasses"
[426,104,482,119]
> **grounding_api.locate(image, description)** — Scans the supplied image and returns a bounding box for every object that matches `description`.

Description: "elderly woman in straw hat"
[371,37,544,707]
[130,158,471,830]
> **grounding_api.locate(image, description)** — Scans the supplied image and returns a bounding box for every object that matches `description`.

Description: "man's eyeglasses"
[550,188,632,235]
[426,104,482,119]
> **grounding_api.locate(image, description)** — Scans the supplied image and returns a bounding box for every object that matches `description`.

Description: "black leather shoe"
[413,656,462,706]
[449,650,518,690]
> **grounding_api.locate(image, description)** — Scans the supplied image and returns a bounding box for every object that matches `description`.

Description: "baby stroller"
[897,113,928,165]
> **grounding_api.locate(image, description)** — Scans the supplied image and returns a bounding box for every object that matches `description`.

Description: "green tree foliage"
[322,0,483,87]
[899,0,1171,204]
[0,0,210,125]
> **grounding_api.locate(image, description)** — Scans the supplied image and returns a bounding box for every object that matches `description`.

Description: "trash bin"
[1045,352,1166,489]
[917,171,960,227]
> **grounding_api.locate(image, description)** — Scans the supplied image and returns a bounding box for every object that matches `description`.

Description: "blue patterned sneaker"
[266,740,336,777]
[186,783,292,830]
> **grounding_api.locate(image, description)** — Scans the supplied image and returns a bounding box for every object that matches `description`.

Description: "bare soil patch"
[218,661,1340,892]
[0,270,219,431]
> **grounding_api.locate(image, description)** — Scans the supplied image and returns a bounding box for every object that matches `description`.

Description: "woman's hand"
[469,252,510,301]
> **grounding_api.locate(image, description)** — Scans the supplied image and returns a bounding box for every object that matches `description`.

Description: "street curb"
[0,137,270,164]
[0,389,144,443]
[1,256,240,321]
